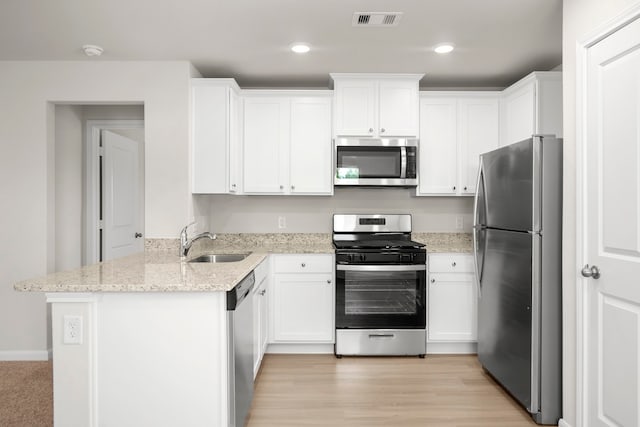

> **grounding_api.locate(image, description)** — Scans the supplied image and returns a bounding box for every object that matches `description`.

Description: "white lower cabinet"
[427,253,477,353]
[269,254,334,349]
[253,258,270,378]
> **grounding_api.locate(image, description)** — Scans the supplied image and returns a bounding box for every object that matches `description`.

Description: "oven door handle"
[336,264,426,272]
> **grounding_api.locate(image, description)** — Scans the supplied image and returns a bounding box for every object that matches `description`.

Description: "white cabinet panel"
[253,268,269,379]
[378,79,420,137]
[290,98,333,194]
[332,74,422,138]
[242,97,288,193]
[242,92,332,195]
[191,79,240,194]
[458,97,500,194]
[272,273,334,343]
[333,79,375,136]
[427,253,477,344]
[428,272,477,342]
[418,97,458,194]
[417,93,499,196]
[499,71,562,147]
[270,254,334,344]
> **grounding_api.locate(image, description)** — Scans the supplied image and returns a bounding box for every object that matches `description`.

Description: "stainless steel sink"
[188,253,251,263]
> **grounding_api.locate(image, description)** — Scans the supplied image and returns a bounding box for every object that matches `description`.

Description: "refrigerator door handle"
[473,158,486,296]
[473,157,484,229]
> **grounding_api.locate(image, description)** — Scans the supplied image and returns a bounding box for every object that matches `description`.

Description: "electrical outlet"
[455,216,464,230]
[63,315,83,345]
[278,216,286,229]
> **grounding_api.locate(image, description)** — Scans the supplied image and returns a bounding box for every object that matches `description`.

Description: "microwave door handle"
[400,147,407,179]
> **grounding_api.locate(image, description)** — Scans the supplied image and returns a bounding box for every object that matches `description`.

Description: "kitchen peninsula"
[14,233,471,426]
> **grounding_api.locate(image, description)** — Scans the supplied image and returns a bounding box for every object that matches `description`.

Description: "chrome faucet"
[180,222,216,259]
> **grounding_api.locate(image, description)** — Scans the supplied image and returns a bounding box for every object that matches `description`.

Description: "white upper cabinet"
[191,78,241,194]
[331,74,422,138]
[242,91,333,195]
[418,97,458,194]
[500,71,562,147]
[243,96,289,194]
[289,98,333,194]
[417,92,500,196]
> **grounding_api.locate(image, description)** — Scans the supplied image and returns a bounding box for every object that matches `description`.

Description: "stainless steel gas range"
[333,214,427,357]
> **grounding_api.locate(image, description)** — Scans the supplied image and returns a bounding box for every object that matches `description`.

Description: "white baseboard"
[0,350,50,361]
[266,343,334,354]
[558,419,572,427]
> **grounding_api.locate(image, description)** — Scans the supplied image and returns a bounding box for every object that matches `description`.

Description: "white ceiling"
[0,0,562,89]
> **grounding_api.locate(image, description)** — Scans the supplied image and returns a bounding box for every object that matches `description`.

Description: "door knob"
[135,232,143,238]
[380,128,386,133]
[581,264,601,279]
[430,278,435,283]
[368,128,374,133]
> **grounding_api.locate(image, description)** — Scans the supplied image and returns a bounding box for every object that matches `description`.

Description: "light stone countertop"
[14,233,470,293]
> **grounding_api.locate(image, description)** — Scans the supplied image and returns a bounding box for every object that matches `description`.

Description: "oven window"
[336,147,401,178]
[336,268,426,328]
[345,271,417,315]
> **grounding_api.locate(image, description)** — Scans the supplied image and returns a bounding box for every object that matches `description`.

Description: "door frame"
[575,5,640,426]
[84,119,144,265]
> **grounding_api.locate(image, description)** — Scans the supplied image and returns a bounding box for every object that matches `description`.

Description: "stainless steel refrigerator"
[473,135,562,425]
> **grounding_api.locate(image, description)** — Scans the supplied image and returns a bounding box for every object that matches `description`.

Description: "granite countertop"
[14,232,470,293]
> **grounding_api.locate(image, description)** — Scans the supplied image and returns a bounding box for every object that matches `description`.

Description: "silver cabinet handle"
[430,278,435,283]
[301,263,306,267]
[368,128,374,133]
[581,264,601,279]
[260,289,266,296]
[327,279,331,284]
[291,185,295,190]
[453,186,456,191]
[380,128,385,133]
[135,232,143,238]
[464,186,468,191]
[279,185,284,190]
[452,262,457,267]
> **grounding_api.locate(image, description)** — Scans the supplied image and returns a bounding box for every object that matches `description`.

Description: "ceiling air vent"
[352,12,403,27]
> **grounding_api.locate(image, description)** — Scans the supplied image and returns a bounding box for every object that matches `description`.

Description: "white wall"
[54,105,83,272]
[197,191,474,233]
[0,61,194,356]
[562,1,638,425]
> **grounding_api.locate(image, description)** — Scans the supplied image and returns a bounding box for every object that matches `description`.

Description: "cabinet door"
[289,97,333,194]
[378,79,419,137]
[272,273,334,343]
[417,97,458,195]
[428,272,477,342]
[191,83,229,194]
[259,279,269,357]
[334,79,376,136]
[228,88,241,193]
[243,97,289,193]
[501,81,535,146]
[252,283,263,378]
[458,97,500,194]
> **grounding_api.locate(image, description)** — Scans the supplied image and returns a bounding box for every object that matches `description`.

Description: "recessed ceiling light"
[290,43,311,54]
[82,44,104,57]
[434,43,455,54]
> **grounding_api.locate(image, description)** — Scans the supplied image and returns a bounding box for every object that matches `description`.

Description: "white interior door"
[583,15,640,427]
[102,130,144,261]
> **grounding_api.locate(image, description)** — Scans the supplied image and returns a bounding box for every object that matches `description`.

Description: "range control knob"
[359,254,367,262]
[347,254,355,262]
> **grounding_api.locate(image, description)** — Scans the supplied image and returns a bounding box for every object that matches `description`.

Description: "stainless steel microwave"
[334,138,418,187]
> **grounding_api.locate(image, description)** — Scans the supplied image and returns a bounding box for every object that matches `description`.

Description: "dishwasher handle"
[227,272,255,310]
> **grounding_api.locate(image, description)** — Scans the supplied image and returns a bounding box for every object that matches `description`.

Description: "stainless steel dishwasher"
[227,272,255,427]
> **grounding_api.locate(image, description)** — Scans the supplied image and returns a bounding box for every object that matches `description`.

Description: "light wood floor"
[248,354,542,427]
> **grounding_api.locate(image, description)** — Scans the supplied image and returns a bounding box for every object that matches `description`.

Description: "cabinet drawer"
[428,254,474,273]
[273,254,333,274]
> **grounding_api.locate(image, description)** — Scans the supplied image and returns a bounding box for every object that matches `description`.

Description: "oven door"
[335,264,426,329]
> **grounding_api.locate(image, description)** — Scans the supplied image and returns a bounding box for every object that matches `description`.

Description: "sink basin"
[188,253,251,263]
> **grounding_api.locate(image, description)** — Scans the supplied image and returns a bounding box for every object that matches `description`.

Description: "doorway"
[84,117,145,265]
